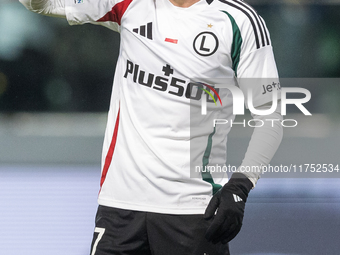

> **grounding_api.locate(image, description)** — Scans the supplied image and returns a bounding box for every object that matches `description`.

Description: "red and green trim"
[201,127,222,195]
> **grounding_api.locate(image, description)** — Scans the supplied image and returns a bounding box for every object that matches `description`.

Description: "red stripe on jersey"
[100,107,121,189]
[97,0,133,25]
[165,38,178,44]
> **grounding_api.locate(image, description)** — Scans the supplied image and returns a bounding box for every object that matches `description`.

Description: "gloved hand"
[204,173,253,244]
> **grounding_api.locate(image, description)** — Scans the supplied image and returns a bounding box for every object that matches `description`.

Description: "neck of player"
[168,0,200,8]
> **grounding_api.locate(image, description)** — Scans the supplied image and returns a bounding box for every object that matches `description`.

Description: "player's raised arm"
[19,0,66,18]
[20,0,125,32]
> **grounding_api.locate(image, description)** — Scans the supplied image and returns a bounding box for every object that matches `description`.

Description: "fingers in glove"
[212,218,242,244]
[220,224,242,244]
[204,193,220,220]
[205,211,228,241]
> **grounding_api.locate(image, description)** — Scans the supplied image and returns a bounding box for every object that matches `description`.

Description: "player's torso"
[99,0,237,213]
[118,0,235,101]
[112,0,237,136]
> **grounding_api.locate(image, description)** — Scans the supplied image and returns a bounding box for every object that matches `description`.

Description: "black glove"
[204,173,253,244]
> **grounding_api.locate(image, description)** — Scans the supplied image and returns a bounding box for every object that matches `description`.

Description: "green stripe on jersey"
[222,11,243,77]
[202,126,222,195]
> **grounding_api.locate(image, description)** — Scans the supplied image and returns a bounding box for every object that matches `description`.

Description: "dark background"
[1,0,340,112]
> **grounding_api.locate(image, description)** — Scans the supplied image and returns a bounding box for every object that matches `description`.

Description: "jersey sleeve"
[229,5,280,108]
[65,0,133,32]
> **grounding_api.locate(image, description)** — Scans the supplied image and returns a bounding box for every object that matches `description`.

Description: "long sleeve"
[238,102,283,187]
[19,0,66,18]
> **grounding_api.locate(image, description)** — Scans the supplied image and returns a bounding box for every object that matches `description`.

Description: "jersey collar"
[161,0,211,14]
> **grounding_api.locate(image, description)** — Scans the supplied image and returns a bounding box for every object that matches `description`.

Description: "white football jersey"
[65,0,279,214]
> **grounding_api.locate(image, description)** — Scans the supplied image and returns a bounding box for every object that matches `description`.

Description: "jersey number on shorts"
[91,227,105,255]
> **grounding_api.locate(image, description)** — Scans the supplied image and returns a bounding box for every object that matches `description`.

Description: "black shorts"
[90,205,230,255]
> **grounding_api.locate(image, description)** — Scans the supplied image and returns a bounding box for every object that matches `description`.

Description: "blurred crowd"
[0,0,340,112]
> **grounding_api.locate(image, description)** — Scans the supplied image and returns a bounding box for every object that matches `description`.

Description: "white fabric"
[238,102,283,187]
[19,0,65,18]
[20,0,283,214]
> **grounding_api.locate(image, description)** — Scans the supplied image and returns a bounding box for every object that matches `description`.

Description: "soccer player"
[19,0,283,254]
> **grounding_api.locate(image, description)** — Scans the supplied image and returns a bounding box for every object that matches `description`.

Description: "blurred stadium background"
[1,0,340,254]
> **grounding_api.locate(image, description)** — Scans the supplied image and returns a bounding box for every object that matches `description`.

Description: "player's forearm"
[19,0,66,18]
[238,102,283,187]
